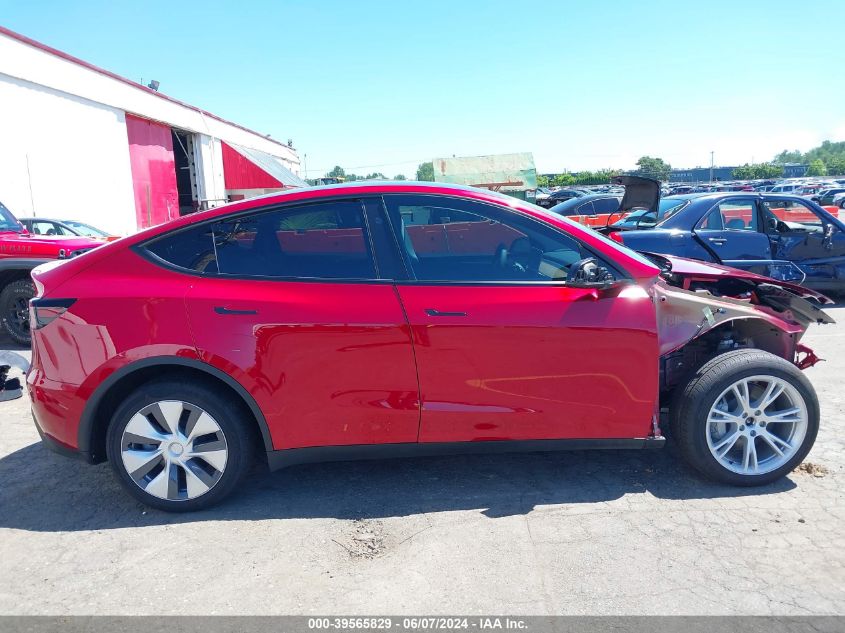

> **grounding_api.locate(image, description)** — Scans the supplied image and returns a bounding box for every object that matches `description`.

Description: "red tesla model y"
[27,181,831,511]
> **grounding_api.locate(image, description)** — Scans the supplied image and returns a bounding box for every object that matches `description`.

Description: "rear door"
[175,197,421,450]
[693,197,772,273]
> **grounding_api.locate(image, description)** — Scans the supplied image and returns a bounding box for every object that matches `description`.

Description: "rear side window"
[145,224,217,273]
[212,200,378,279]
[593,198,620,214]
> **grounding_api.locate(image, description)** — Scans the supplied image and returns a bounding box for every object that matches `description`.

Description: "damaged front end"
[649,253,834,393]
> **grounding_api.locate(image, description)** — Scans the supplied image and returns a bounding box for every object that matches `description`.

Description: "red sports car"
[27,181,833,511]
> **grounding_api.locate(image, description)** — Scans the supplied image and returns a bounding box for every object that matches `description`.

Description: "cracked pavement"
[0,308,843,615]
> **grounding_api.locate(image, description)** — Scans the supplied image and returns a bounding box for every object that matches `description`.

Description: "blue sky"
[2,0,844,177]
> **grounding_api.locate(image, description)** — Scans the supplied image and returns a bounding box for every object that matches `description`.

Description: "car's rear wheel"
[106,379,255,511]
[671,349,818,486]
[0,279,34,346]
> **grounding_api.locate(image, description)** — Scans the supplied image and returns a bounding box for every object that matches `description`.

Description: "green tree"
[416,161,435,181]
[345,173,359,182]
[537,174,550,187]
[551,173,575,187]
[394,174,407,180]
[732,164,754,179]
[634,156,671,181]
[773,150,803,164]
[807,159,828,177]
[826,157,845,176]
[365,172,386,179]
[327,165,345,178]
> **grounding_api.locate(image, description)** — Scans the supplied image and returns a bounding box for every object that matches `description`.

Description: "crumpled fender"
[653,280,807,357]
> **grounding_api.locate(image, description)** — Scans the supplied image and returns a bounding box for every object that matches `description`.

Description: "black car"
[536,188,587,208]
[610,191,845,292]
[548,194,621,219]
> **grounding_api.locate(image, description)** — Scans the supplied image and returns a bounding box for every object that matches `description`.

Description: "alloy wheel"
[706,375,808,476]
[120,400,228,501]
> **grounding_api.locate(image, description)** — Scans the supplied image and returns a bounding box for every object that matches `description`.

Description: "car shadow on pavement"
[0,440,796,532]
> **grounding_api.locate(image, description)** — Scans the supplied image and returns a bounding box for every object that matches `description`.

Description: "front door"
[381,194,658,443]
[762,197,845,289]
[693,197,772,274]
[173,197,421,450]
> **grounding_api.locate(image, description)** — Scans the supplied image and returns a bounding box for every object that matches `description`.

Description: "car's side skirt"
[266,437,665,471]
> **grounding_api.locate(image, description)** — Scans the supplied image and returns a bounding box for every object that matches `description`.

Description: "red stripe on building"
[222,142,283,189]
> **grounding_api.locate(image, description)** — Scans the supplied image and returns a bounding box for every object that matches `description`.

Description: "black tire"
[0,279,34,346]
[106,379,255,512]
[670,349,819,486]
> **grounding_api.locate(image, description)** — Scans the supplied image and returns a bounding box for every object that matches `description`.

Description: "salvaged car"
[608,191,845,293]
[0,201,104,345]
[27,182,832,511]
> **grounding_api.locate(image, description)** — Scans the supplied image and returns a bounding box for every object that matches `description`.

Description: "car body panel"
[185,278,421,449]
[396,282,659,442]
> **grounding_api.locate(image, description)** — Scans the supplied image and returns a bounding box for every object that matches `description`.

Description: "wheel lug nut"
[755,410,761,416]
[739,425,746,431]
[742,412,748,418]
[750,430,756,437]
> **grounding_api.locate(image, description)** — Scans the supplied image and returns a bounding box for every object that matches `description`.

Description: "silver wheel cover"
[120,400,228,501]
[706,375,808,476]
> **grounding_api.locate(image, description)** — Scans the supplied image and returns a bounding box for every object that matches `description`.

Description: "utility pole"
[709,151,714,183]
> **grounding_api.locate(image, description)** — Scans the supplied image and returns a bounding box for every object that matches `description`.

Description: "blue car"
[608,192,845,293]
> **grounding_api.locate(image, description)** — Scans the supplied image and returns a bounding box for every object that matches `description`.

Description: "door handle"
[214,306,258,315]
[425,308,467,317]
[708,237,727,245]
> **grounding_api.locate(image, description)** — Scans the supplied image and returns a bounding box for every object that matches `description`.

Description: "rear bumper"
[27,367,87,460]
[30,404,92,463]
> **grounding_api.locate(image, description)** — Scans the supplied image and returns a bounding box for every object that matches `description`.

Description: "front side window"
[699,199,759,232]
[212,200,377,279]
[0,202,23,232]
[762,199,825,230]
[383,195,600,283]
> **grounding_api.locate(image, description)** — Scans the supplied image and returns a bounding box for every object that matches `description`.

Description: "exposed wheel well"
[659,318,797,404]
[82,363,270,464]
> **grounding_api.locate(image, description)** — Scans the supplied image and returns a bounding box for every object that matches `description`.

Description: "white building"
[0,26,306,236]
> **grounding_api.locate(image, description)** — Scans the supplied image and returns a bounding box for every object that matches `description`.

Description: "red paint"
[221,142,283,189]
[125,114,179,230]
[398,283,658,441]
[26,182,817,458]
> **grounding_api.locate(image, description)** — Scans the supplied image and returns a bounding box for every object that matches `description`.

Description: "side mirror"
[766,217,778,231]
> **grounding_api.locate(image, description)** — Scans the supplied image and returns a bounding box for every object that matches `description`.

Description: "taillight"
[609,231,625,244]
[30,298,76,329]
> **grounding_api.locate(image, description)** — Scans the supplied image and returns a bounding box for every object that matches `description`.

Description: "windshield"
[0,202,24,232]
[612,198,689,229]
[62,220,109,237]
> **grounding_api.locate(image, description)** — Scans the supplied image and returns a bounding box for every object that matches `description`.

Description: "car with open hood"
[27,181,833,511]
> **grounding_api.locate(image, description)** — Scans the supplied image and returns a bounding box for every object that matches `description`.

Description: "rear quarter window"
[143,224,217,273]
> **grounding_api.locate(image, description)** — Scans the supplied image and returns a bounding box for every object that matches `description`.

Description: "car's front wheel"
[106,379,255,511]
[671,349,819,486]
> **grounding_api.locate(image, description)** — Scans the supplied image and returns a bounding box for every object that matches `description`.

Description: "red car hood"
[659,254,834,304]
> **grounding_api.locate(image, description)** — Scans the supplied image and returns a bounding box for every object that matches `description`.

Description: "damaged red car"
[27,181,833,511]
